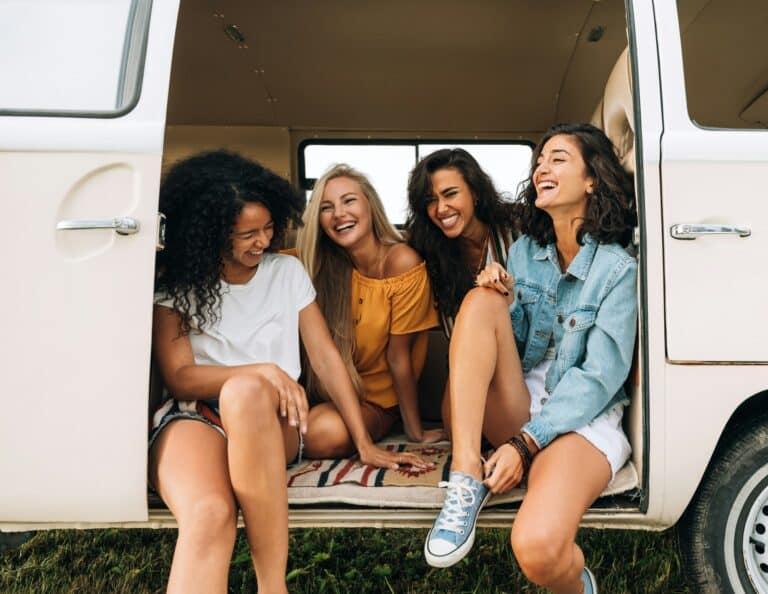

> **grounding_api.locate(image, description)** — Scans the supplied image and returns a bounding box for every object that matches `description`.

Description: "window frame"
[0,0,153,119]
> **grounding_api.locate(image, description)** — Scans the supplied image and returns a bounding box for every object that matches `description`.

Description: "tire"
[680,413,768,594]
[0,531,35,553]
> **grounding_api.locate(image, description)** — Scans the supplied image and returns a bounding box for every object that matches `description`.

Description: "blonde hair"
[297,164,402,400]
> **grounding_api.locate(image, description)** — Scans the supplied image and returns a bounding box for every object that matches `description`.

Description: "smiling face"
[533,134,595,217]
[223,201,274,281]
[318,176,373,249]
[425,167,482,240]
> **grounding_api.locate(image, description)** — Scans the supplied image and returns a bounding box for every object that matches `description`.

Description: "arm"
[299,301,430,469]
[387,333,443,443]
[153,305,308,430]
[522,259,638,449]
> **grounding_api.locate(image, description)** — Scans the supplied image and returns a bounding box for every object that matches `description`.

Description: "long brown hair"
[296,164,401,400]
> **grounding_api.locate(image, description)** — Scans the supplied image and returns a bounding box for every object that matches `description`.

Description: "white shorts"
[525,359,631,480]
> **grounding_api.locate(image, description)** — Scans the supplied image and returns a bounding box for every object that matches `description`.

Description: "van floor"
[147,435,639,511]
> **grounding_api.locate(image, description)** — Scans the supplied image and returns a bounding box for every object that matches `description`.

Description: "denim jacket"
[508,234,638,449]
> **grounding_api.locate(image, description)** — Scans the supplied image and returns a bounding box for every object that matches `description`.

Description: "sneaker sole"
[423,489,492,568]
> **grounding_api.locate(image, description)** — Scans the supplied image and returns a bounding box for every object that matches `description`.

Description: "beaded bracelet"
[507,434,534,479]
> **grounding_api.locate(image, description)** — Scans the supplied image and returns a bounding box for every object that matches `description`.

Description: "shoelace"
[434,480,479,534]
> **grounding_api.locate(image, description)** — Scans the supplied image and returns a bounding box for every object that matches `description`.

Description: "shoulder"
[383,243,424,277]
[508,235,538,259]
[264,252,309,279]
[594,242,637,272]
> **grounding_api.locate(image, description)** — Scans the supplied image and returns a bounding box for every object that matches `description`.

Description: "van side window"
[300,141,532,226]
[0,0,150,117]
[677,0,768,129]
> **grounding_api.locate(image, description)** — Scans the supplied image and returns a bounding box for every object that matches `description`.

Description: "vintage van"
[2,0,767,591]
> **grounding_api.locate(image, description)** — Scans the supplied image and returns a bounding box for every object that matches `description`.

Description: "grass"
[0,527,690,593]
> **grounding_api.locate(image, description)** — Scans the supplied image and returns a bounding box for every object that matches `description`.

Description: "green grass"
[0,527,689,593]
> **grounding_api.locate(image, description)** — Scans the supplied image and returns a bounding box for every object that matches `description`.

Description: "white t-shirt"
[156,253,316,380]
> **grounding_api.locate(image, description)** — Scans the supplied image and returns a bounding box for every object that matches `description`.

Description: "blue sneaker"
[582,567,598,594]
[424,471,491,567]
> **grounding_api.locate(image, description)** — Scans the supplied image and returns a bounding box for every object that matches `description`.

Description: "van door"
[656,1,768,362]
[0,0,178,522]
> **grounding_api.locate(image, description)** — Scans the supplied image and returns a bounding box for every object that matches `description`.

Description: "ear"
[586,177,596,195]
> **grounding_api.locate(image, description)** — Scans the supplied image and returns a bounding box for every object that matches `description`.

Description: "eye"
[553,157,565,164]
[319,203,333,213]
[237,232,255,240]
[343,197,357,205]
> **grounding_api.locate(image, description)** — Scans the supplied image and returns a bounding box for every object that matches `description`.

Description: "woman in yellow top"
[297,164,442,456]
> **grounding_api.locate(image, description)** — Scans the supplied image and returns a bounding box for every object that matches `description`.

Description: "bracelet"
[506,434,534,479]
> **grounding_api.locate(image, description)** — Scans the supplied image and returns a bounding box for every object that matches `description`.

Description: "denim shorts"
[148,397,304,465]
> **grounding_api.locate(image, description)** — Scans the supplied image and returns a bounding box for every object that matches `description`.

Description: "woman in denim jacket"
[424,123,637,594]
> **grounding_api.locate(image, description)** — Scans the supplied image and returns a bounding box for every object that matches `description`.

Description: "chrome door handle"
[670,223,751,240]
[56,217,140,236]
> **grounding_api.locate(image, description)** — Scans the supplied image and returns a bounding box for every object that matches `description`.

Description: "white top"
[156,253,316,380]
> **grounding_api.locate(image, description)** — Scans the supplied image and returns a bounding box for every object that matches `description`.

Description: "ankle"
[450,453,483,481]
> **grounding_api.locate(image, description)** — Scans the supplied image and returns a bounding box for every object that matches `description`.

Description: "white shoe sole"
[423,490,491,568]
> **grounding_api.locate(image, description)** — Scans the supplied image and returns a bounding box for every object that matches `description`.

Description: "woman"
[150,151,427,594]
[296,164,441,451]
[406,148,519,429]
[423,124,637,594]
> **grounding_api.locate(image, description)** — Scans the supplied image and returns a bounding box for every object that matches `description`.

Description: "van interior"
[147,0,646,521]
[150,0,649,522]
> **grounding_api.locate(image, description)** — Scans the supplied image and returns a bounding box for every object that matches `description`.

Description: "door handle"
[670,223,751,240]
[56,217,140,236]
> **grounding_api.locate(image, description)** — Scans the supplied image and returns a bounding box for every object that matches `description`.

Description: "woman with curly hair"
[296,164,441,449]
[150,151,427,593]
[406,148,518,431]
[424,124,638,594]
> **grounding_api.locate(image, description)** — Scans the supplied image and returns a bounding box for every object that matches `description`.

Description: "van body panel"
[655,1,768,363]
[0,0,179,522]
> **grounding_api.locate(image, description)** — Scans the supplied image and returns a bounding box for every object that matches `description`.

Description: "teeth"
[335,223,355,232]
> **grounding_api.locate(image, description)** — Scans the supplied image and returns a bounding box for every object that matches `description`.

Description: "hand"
[358,442,435,471]
[483,444,525,494]
[475,263,515,304]
[255,363,309,434]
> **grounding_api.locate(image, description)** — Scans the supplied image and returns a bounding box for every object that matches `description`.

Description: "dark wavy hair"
[517,123,636,247]
[155,150,305,333]
[405,148,517,319]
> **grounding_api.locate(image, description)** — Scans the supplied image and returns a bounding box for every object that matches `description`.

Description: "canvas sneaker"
[424,470,491,567]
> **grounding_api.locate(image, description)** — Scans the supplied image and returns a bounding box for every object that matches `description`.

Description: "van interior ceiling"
[163,0,630,170]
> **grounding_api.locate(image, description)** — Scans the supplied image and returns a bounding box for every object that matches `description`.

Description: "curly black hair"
[516,123,636,247]
[155,150,305,333]
[405,148,518,320]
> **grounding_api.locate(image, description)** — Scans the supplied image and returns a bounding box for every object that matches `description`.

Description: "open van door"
[657,1,768,363]
[0,0,178,523]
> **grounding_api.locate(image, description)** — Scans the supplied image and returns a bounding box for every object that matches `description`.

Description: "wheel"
[680,414,768,594]
[0,531,35,553]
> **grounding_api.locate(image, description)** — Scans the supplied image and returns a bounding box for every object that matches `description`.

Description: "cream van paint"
[1,1,767,592]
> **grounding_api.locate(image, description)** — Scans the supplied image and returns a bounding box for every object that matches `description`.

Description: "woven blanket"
[287,442,451,488]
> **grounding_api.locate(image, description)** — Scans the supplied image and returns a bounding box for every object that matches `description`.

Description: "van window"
[301,141,532,225]
[0,0,150,116]
[677,0,768,129]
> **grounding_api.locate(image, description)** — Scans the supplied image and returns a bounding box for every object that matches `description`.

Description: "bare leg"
[218,375,299,594]
[511,433,611,594]
[150,420,237,594]
[303,401,395,458]
[448,288,530,480]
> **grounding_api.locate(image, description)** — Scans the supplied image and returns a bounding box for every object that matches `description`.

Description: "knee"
[219,374,275,425]
[511,523,570,586]
[177,493,237,550]
[457,287,507,320]
[303,409,353,458]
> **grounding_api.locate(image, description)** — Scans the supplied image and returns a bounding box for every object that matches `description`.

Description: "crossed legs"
[150,374,298,594]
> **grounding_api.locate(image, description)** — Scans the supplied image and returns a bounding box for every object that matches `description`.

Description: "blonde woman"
[297,164,442,457]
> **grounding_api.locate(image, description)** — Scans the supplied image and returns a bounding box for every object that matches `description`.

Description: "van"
[2,1,767,592]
